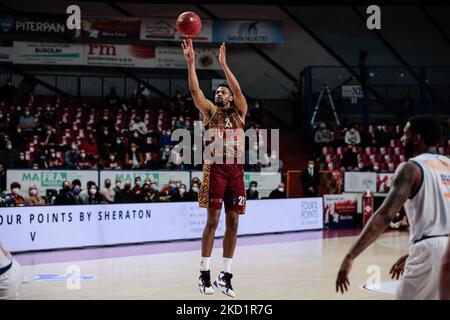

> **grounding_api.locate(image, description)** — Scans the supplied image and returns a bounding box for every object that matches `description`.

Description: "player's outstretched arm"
[336,162,419,294]
[182,38,214,118]
[218,42,248,118]
[440,237,450,300]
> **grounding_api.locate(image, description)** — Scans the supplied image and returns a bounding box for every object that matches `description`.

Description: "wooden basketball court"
[15,230,409,300]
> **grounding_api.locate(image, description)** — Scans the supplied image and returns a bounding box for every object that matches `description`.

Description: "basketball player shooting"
[181,38,248,297]
[336,116,449,300]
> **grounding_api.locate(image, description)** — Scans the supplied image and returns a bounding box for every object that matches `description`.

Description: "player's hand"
[181,38,195,64]
[389,254,408,280]
[219,42,227,66]
[336,255,353,294]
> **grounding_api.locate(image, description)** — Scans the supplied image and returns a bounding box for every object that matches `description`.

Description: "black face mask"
[105,183,111,188]
[124,186,131,191]
[63,186,70,193]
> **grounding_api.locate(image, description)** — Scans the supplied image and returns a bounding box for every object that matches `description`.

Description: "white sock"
[223,257,232,273]
[200,257,210,271]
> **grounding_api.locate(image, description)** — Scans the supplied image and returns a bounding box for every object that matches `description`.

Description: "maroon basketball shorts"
[198,163,246,214]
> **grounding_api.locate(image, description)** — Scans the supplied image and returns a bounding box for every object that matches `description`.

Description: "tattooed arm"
[336,162,420,293]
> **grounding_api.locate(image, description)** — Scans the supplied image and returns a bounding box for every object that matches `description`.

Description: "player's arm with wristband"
[335,162,420,294]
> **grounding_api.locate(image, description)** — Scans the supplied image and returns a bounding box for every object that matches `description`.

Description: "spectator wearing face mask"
[80,132,99,160]
[113,178,123,194]
[18,108,38,135]
[12,126,27,150]
[79,181,96,204]
[71,179,83,205]
[10,105,24,132]
[146,182,160,202]
[105,86,121,109]
[246,181,259,200]
[65,142,81,169]
[139,182,157,203]
[129,129,145,147]
[186,182,200,202]
[103,152,122,170]
[172,183,188,202]
[0,141,19,168]
[124,143,144,170]
[87,183,105,204]
[340,144,358,171]
[344,126,361,145]
[40,104,57,127]
[112,137,126,157]
[5,182,27,206]
[116,182,136,203]
[27,184,45,206]
[301,160,320,197]
[96,122,116,159]
[159,180,177,202]
[100,179,115,204]
[131,176,143,197]
[14,152,29,169]
[40,125,57,149]
[159,130,172,148]
[45,148,64,169]
[129,116,148,136]
[269,183,287,199]
[160,145,172,167]
[314,123,334,153]
[75,149,95,169]
[54,180,76,205]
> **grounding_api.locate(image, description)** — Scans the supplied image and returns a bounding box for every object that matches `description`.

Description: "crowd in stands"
[0,80,274,192]
[0,177,286,207]
[313,119,450,172]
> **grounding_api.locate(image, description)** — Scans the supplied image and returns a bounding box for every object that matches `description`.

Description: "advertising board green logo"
[22,172,68,187]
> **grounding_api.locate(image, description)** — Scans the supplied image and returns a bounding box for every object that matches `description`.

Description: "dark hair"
[216,83,233,96]
[250,181,258,186]
[408,115,442,147]
[10,182,21,189]
[71,179,81,187]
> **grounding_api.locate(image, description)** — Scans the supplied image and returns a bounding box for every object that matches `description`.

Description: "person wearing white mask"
[87,183,104,204]
[26,184,45,206]
[113,178,123,194]
[186,183,200,201]
[172,184,188,202]
[6,182,27,206]
[0,241,22,300]
[18,108,38,134]
[125,142,144,169]
[246,181,259,200]
[301,160,320,197]
[268,183,286,199]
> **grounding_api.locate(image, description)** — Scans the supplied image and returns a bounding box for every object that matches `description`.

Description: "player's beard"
[215,98,224,107]
[403,139,415,158]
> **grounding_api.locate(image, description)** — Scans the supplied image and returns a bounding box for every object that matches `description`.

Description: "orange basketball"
[176,11,202,37]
